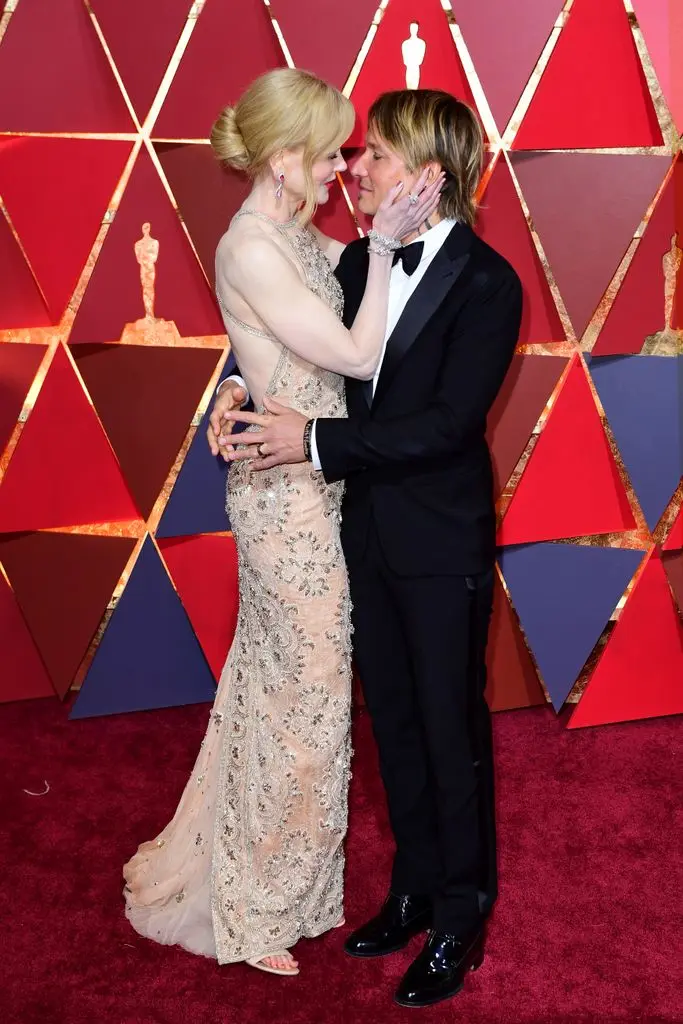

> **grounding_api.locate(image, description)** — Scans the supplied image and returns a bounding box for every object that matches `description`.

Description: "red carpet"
[1,699,681,1024]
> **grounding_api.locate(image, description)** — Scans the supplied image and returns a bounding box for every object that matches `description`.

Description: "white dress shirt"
[223,218,457,471]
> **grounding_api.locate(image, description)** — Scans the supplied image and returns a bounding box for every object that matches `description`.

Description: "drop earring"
[274,172,285,200]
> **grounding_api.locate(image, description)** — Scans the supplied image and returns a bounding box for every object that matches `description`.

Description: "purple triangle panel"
[498,543,644,710]
[70,536,216,718]
[157,406,232,539]
[451,0,564,132]
[590,356,682,531]
[511,153,670,338]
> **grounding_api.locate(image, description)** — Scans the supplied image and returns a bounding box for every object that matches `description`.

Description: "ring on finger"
[257,442,267,457]
[408,192,419,206]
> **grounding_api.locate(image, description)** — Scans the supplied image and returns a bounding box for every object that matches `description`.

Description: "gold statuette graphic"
[402,22,426,90]
[641,233,682,355]
[120,222,181,345]
[663,233,682,335]
[136,221,159,319]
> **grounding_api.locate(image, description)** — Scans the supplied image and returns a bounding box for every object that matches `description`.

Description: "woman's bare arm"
[217,232,390,379]
[217,170,443,380]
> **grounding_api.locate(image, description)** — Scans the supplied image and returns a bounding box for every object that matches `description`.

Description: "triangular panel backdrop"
[0,0,680,727]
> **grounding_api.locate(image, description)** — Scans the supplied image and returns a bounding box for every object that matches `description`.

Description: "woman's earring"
[274,172,285,200]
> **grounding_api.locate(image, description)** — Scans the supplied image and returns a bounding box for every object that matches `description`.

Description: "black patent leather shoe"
[344,892,432,958]
[394,927,485,1008]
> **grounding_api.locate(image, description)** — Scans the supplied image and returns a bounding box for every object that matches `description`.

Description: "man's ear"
[424,161,443,183]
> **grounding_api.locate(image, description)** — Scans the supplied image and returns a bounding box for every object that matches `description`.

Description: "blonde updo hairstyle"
[211,68,355,223]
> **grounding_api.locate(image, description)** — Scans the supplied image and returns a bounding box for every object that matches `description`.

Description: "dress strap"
[216,293,275,341]
[232,209,308,273]
[232,209,299,235]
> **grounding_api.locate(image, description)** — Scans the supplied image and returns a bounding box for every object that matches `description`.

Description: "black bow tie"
[392,241,424,276]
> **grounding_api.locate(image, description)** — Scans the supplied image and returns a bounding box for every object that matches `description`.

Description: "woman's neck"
[244,178,300,224]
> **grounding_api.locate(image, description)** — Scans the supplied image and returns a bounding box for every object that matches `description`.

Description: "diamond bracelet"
[367,229,402,257]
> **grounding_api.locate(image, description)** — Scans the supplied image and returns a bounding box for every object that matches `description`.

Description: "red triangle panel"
[269,0,379,90]
[0,0,133,133]
[451,0,564,133]
[155,143,251,287]
[0,215,50,330]
[90,0,193,122]
[486,354,569,498]
[663,550,683,615]
[0,345,140,531]
[513,0,663,149]
[153,0,285,139]
[569,552,683,728]
[0,533,135,699]
[0,574,54,703]
[485,572,547,712]
[0,343,46,458]
[477,159,565,343]
[593,158,682,355]
[159,534,239,681]
[498,357,637,545]
[0,138,132,323]
[347,0,476,147]
[511,152,670,338]
[632,0,683,134]
[68,149,223,343]
[73,345,221,518]
[663,505,683,551]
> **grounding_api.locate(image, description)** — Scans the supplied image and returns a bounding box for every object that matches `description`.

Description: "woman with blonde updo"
[123,68,440,977]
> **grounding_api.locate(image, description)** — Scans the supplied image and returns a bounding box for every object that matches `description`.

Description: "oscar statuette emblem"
[402,22,426,90]
[641,232,682,355]
[136,222,159,319]
[120,222,181,344]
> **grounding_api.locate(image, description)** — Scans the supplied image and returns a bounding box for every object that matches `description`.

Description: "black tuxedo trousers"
[347,521,497,931]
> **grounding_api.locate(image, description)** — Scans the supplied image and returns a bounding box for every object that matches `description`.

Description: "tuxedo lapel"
[340,246,368,330]
[371,224,472,409]
[338,244,369,414]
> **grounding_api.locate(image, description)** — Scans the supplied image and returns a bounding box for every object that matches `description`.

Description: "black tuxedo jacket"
[315,223,522,577]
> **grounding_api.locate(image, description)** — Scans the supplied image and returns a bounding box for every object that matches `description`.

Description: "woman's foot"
[247,950,299,976]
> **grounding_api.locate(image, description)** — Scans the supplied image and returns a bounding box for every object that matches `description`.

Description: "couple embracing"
[124,68,521,1010]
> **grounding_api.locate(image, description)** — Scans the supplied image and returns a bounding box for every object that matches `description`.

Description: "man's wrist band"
[303,419,314,462]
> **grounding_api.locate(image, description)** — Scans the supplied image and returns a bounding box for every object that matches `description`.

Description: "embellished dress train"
[123,216,353,964]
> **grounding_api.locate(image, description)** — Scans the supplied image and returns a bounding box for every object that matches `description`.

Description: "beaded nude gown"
[123,213,353,964]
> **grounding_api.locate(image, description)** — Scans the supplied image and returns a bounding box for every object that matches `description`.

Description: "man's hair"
[368,90,483,227]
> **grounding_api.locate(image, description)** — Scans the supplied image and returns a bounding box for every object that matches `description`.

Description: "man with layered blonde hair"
[213,89,522,1008]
